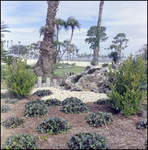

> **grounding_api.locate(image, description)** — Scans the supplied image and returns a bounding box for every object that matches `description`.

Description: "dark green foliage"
[2,133,40,149]
[1,65,7,81]
[4,57,37,99]
[102,63,109,67]
[68,132,111,149]
[106,53,147,117]
[33,90,53,97]
[1,116,25,129]
[36,117,71,135]
[136,119,147,130]
[107,106,121,113]
[96,98,110,105]
[24,101,49,118]
[44,98,62,107]
[4,98,18,104]
[108,51,120,64]
[61,102,90,114]
[1,105,11,113]
[86,111,113,127]
[62,97,83,105]
[25,99,45,108]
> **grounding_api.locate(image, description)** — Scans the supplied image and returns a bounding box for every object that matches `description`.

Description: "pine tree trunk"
[34,1,59,79]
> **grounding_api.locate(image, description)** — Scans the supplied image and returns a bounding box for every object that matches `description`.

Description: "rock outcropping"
[64,65,112,93]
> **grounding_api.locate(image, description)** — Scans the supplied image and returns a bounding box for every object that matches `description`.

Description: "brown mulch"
[1,92,147,149]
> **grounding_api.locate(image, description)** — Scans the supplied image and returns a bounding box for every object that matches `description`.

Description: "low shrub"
[4,57,37,99]
[2,133,40,149]
[44,98,62,107]
[68,132,111,149]
[4,98,18,104]
[96,98,110,105]
[25,99,45,108]
[86,111,113,127]
[24,102,49,118]
[1,105,11,113]
[102,63,109,67]
[136,118,147,130]
[33,90,53,97]
[1,116,25,129]
[61,102,90,114]
[62,97,83,105]
[1,65,7,81]
[36,117,71,135]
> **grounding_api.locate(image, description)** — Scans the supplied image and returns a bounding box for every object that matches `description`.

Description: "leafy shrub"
[1,105,11,113]
[4,57,37,99]
[86,111,113,127]
[25,99,45,108]
[4,98,18,104]
[24,102,49,118]
[136,119,147,130]
[61,102,90,114]
[44,98,62,107]
[36,117,71,135]
[33,90,53,97]
[1,65,7,81]
[102,63,109,67]
[2,133,40,149]
[62,97,83,105]
[1,116,25,129]
[96,98,110,105]
[106,53,147,117]
[68,132,111,149]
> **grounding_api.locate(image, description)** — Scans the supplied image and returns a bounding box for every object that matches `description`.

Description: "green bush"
[1,105,11,113]
[61,102,90,114]
[36,117,71,135]
[96,98,110,105]
[1,65,7,81]
[106,53,147,117]
[136,119,147,130]
[4,57,37,99]
[1,116,25,129]
[86,111,113,127]
[44,98,62,107]
[33,90,53,97]
[102,63,109,67]
[68,132,111,149]
[62,97,83,105]
[25,99,45,108]
[24,102,49,118]
[2,133,40,149]
[4,98,18,104]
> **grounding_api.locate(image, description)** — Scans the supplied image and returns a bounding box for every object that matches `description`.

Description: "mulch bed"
[1,92,147,149]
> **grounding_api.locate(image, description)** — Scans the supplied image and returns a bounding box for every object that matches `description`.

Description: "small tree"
[108,51,120,64]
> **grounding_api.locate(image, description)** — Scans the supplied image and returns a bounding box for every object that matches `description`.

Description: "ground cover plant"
[1,116,25,129]
[62,97,83,105]
[68,132,111,149]
[1,105,11,113]
[2,133,40,149]
[36,117,71,135]
[32,89,53,97]
[4,98,18,104]
[25,99,45,108]
[44,98,62,107]
[86,111,113,127]
[96,98,110,105]
[136,118,147,130]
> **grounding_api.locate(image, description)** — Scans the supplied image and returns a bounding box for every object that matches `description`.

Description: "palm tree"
[18,41,21,57]
[34,1,59,79]
[108,51,120,64]
[11,40,13,54]
[1,21,10,40]
[91,1,104,65]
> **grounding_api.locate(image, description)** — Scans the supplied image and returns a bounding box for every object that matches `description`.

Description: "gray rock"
[64,65,112,93]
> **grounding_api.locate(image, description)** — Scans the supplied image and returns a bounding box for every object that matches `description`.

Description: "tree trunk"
[91,1,104,66]
[34,1,59,79]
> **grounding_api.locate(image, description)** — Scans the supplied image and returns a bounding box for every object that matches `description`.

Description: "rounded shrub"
[25,99,45,108]
[4,57,37,99]
[68,132,111,149]
[86,111,113,127]
[2,133,40,149]
[44,98,62,107]
[33,90,53,97]
[36,117,71,135]
[24,102,49,118]
[62,97,83,105]
[96,98,110,105]
[136,118,147,130]
[1,105,11,113]
[61,102,90,114]
[4,98,18,104]
[1,116,25,129]
[102,63,109,67]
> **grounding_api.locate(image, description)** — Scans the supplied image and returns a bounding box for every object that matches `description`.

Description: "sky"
[1,1,147,58]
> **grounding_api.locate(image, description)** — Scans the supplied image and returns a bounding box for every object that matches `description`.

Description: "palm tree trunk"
[91,1,104,66]
[34,1,59,79]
